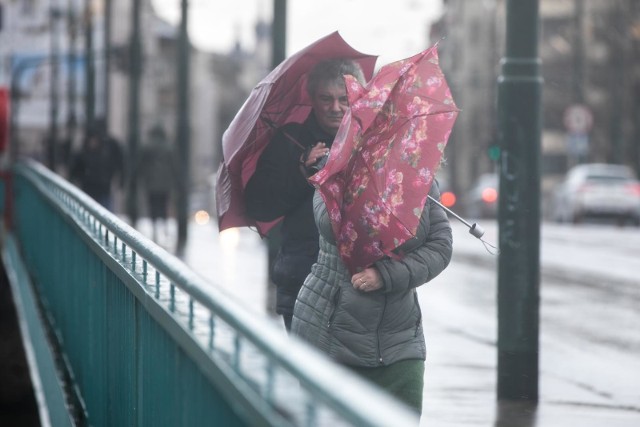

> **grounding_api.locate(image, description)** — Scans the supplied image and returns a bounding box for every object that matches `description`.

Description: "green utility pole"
[264,0,287,314]
[66,0,78,166]
[84,0,95,133]
[272,0,287,69]
[126,0,142,226]
[103,0,112,127]
[633,1,640,177]
[572,0,585,104]
[610,2,625,164]
[48,6,62,170]
[496,0,542,401]
[175,0,191,256]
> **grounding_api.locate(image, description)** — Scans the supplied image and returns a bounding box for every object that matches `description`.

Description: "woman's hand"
[351,268,382,292]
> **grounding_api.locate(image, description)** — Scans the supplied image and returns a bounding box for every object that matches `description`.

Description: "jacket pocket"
[326,287,341,329]
[413,290,422,337]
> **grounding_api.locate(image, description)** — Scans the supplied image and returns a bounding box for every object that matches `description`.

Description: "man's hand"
[301,142,330,168]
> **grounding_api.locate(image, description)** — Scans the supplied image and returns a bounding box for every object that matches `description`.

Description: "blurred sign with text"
[564,104,593,135]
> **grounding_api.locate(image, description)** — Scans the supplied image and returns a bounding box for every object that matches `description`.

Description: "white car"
[551,163,640,225]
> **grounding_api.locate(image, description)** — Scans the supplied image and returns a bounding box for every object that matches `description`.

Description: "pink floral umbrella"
[216,32,377,235]
[309,44,459,274]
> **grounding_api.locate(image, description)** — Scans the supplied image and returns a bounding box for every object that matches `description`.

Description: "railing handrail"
[14,159,419,427]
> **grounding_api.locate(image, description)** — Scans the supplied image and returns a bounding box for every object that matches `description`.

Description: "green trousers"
[350,359,425,415]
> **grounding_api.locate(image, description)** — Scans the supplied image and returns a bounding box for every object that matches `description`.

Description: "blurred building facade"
[431,0,640,214]
[0,0,271,216]
[429,0,500,206]
[0,0,64,159]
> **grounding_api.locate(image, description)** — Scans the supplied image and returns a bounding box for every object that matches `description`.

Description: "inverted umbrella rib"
[217,31,377,235]
[354,145,422,237]
[376,197,419,237]
[408,93,459,109]
[261,117,306,150]
[370,113,457,131]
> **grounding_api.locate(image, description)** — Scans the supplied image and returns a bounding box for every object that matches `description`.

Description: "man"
[70,124,124,211]
[244,59,365,331]
[139,125,177,242]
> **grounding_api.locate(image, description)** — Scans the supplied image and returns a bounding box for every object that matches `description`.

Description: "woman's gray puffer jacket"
[291,182,453,367]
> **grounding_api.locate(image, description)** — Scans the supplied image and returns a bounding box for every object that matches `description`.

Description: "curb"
[452,250,639,297]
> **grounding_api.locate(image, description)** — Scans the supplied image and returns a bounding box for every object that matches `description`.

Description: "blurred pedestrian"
[69,124,124,211]
[244,59,366,332]
[138,125,177,242]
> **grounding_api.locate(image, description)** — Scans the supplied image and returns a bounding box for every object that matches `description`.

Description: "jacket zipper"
[376,295,388,365]
[413,290,422,337]
[327,287,341,328]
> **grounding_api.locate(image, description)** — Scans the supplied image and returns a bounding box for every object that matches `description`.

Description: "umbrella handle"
[427,195,485,238]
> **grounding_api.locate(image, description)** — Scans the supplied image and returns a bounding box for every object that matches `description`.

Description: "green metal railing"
[5,160,418,427]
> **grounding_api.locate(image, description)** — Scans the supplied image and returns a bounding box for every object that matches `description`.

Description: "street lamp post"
[496,0,542,401]
[264,0,287,313]
[572,0,585,104]
[84,0,96,133]
[48,5,63,170]
[66,0,79,168]
[126,0,142,226]
[271,0,286,69]
[175,0,190,255]
[103,0,112,128]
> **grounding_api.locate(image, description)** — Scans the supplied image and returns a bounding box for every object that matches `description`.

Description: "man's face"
[311,80,349,136]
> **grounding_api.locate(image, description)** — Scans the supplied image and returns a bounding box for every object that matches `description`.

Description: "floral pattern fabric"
[309,45,459,274]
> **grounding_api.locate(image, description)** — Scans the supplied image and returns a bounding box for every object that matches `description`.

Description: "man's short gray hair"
[306,59,366,97]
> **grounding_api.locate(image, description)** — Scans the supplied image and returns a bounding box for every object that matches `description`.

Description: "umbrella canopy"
[309,44,459,274]
[216,31,377,235]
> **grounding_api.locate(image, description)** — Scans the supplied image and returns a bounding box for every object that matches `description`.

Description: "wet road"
[420,221,640,426]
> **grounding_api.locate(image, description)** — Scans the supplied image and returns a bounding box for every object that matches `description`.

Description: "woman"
[245,59,365,331]
[291,181,452,414]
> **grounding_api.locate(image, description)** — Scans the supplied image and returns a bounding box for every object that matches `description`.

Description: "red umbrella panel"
[309,44,459,274]
[216,31,377,235]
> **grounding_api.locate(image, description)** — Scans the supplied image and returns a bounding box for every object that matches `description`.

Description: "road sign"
[564,104,593,134]
[566,134,589,156]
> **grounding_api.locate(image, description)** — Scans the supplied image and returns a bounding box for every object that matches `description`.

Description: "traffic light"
[487,145,501,161]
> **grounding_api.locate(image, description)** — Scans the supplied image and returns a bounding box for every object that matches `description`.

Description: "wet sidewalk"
[141,218,640,426]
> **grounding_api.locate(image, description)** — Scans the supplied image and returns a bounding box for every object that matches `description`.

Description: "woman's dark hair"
[306,59,365,97]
